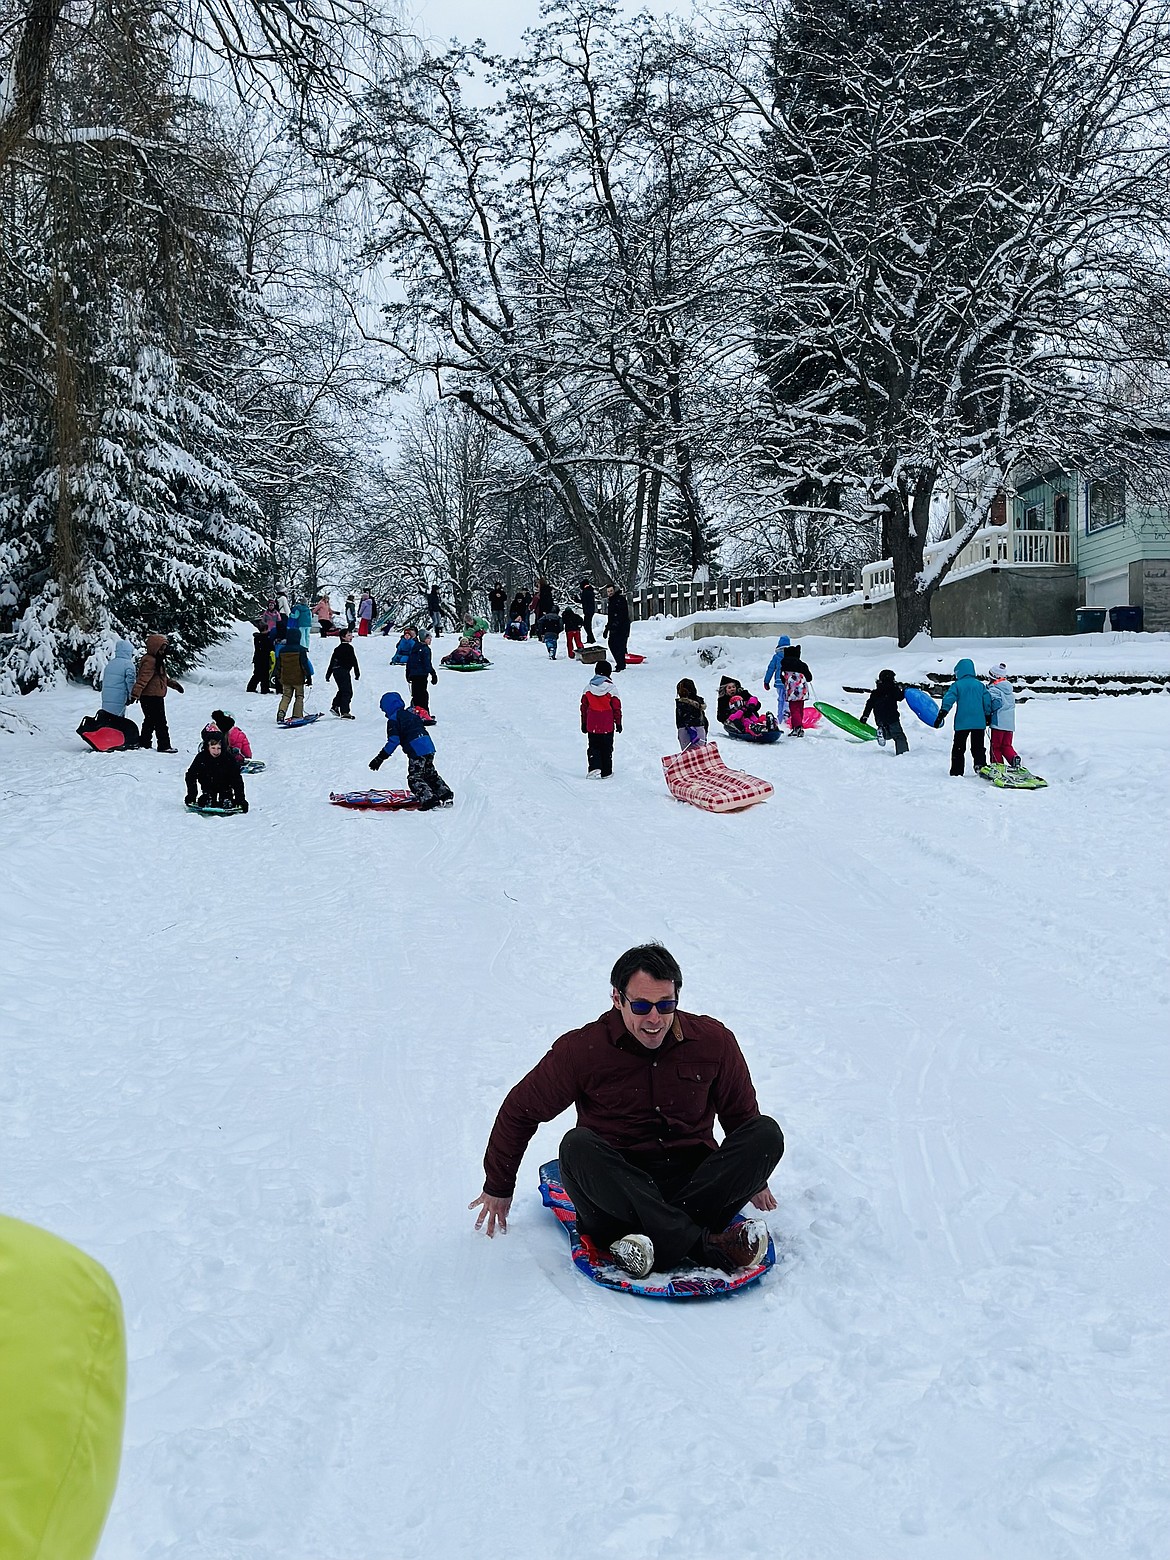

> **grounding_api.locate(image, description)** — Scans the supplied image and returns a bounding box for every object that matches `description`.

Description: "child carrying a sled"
[860,671,909,754]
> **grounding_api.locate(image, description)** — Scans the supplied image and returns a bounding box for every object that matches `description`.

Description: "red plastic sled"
[624,653,645,664]
[329,789,419,810]
[80,725,127,751]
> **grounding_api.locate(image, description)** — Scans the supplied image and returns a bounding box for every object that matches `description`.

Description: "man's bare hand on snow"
[469,1193,512,1236]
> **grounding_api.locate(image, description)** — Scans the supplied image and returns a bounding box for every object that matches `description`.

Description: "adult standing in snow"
[276,588,290,616]
[357,591,375,636]
[130,633,184,752]
[488,581,507,634]
[579,577,597,642]
[603,584,631,672]
[470,944,783,1277]
[536,576,555,618]
[97,640,141,746]
[345,594,358,633]
[424,583,445,637]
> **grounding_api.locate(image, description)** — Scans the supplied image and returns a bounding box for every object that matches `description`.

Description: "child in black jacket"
[247,627,272,693]
[185,730,248,810]
[861,669,909,754]
[675,679,709,750]
[326,631,360,718]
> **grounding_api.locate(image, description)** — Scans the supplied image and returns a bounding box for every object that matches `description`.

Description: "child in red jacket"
[580,660,622,778]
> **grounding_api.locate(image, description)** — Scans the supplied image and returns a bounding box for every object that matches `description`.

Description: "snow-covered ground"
[2,623,1168,1560]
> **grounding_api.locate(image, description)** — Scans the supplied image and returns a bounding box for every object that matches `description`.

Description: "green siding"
[1012,471,1170,579]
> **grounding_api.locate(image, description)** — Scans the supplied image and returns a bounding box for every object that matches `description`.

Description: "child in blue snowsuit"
[936,658,993,774]
[762,636,792,725]
[369,692,453,809]
[392,629,416,665]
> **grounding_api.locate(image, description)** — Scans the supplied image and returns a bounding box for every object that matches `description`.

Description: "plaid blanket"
[662,740,773,813]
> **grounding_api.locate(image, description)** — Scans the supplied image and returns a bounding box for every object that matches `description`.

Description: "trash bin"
[1075,608,1107,633]
[1108,605,1143,632]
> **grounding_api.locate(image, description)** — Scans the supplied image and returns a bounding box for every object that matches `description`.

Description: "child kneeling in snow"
[581,660,622,777]
[185,728,248,811]
[987,664,1022,768]
[369,692,453,809]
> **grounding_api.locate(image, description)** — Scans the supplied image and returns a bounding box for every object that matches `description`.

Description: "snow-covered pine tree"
[0,0,264,691]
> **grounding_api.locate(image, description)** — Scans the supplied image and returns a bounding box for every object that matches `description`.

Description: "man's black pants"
[608,631,628,671]
[559,1116,784,1269]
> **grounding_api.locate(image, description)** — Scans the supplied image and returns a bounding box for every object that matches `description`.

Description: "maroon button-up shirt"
[482,1007,761,1198]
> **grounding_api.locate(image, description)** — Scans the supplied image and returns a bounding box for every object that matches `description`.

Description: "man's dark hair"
[610,943,683,998]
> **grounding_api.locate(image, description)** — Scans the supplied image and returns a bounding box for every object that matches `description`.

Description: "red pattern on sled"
[662,740,772,814]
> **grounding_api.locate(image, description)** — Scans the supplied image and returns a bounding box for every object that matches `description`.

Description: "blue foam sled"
[279,713,323,727]
[538,1160,775,1300]
[905,687,940,726]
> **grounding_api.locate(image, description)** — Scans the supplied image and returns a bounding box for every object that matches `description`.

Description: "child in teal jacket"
[936,658,993,774]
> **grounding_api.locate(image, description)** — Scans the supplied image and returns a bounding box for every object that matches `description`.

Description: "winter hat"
[776,635,791,648]
[595,659,612,676]
[877,668,895,683]
[212,709,234,731]
[988,663,1008,680]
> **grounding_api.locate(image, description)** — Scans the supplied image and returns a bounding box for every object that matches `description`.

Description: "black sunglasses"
[623,996,678,1016]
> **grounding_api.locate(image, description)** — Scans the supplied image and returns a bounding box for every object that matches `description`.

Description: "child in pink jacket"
[210,709,252,760]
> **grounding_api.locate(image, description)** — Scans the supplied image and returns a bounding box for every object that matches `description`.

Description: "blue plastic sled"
[278,713,323,727]
[538,1160,775,1300]
[720,722,781,745]
[905,687,940,727]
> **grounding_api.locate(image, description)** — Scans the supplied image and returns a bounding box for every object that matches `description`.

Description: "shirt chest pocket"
[669,1063,716,1111]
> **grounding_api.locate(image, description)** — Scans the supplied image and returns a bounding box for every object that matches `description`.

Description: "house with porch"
[1011,468,1170,630]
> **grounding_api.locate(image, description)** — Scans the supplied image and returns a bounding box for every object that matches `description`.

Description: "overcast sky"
[408,0,691,57]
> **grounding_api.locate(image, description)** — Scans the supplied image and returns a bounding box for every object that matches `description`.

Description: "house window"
[1087,475,1125,533]
[1053,492,1069,533]
[1023,503,1043,530]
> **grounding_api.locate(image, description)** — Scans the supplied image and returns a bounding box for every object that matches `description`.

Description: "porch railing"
[861,528,1071,604]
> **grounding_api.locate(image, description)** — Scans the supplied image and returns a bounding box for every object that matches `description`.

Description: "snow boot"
[701,1219,769,1274]
[608,1233,654,1279]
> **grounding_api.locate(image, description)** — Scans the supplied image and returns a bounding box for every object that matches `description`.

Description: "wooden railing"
[861,528,1071,603]
[632,567,861,622]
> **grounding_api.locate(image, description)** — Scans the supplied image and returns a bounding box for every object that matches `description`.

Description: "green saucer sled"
[813,702,878,740]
